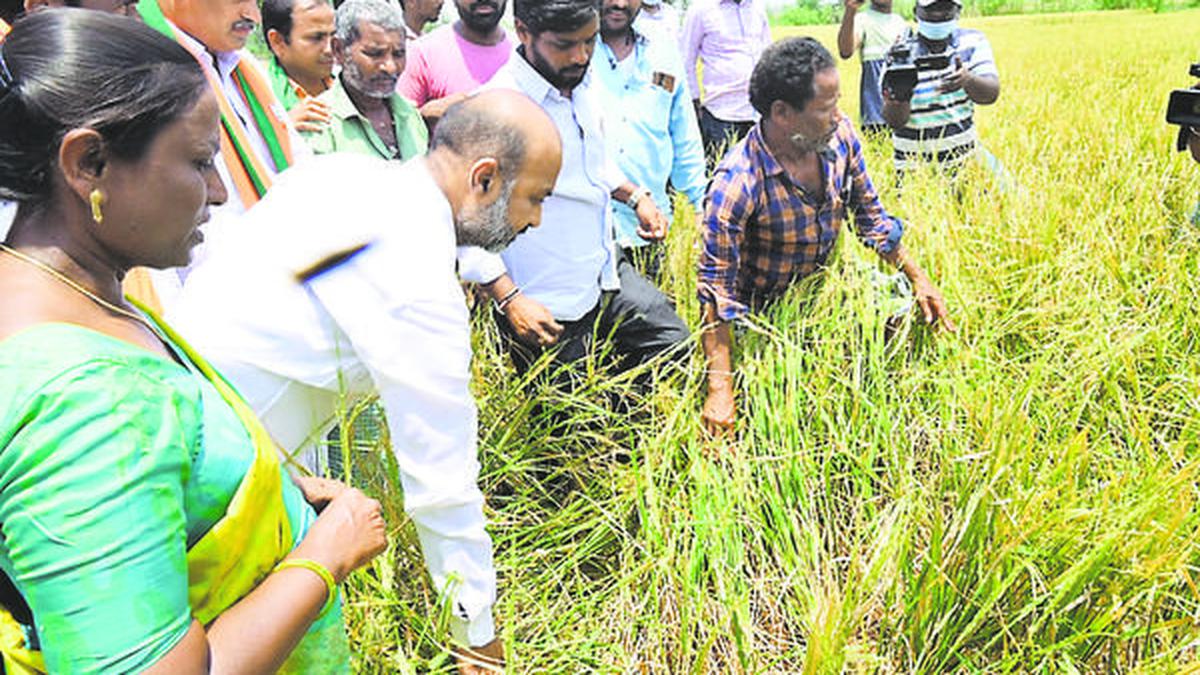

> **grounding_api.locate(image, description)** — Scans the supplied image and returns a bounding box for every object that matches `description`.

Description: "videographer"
[881,0,999,173]
[1187,121,1200,164]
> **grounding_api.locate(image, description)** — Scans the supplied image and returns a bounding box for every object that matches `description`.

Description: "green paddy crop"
[339,10,1200,672]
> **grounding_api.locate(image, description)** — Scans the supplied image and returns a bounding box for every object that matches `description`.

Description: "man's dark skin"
[480,13,670,349]
[600,0,640,60]
[700,66,956,437]
[881,0,999,130]
[401,0,441,37]
[837,0,893,61]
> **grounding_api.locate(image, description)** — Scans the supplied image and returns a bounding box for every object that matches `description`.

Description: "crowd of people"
[0,0,986,670]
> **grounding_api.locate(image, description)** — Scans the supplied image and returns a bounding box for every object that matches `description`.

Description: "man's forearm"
[882,98,911,129]
[880,243,927,283]
[611,181,641,204]
[480,273,517,302]
[701,303,735,393]
[837,7,857,59]
[964,73,1000,105]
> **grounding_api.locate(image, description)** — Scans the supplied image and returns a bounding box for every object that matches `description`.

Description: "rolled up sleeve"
[697,169,753,321]
[847,129,903,255]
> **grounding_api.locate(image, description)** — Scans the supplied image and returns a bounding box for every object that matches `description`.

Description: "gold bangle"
[274,558,338,619]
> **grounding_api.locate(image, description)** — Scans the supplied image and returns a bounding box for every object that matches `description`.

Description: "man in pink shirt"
[397,0,513,127]
[681,0,771,166]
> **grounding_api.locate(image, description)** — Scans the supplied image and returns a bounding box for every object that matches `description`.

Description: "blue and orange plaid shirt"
[697,115,904,321]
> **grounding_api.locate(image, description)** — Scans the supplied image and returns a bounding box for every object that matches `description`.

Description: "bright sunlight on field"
[340,9,1200,672]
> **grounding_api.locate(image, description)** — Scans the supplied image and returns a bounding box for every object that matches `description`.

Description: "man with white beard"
[169,90,561,671]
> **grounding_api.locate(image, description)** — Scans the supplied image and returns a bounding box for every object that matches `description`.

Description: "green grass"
[770,0,1200,26]
[340,10,1200,672]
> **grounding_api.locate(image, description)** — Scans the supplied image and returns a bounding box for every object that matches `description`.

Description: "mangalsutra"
[0,243,157,332]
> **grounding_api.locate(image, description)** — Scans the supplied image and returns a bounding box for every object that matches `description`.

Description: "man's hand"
[702,385,736,437]
[419,92,470,127]
[453,639,505,674]
[292,476,351,513]
[635,197,669,241]
[503,294,564,348]
[288,97,333,133]
[844,0,864,9]
[909,272,956,332]
[938,56,971,94]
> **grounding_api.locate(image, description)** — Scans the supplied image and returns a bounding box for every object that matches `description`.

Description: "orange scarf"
[137,0,294,207]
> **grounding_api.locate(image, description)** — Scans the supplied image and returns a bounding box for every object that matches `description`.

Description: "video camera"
[881,31,954,102]
[1166,63,1200,151]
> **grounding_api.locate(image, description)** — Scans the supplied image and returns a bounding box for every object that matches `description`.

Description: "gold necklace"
[0,242,155,331]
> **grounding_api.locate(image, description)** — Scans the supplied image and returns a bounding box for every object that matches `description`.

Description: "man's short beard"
[600,7,633,38]
[791,127,835,154]
[527,42,587,91]
[461,7,503,33]
[341,57,397,99]
[456,180,518,252]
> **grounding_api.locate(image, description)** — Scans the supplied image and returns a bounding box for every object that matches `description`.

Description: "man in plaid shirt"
[698,37,955,436]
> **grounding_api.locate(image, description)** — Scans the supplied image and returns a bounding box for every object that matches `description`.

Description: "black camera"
[1166,63,1200,151]
[881,31,954,102]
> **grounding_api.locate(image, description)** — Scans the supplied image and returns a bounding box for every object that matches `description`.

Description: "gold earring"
[89,189,104,225]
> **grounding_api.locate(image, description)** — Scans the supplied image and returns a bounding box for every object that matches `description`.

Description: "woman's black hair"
[0,8,209,206]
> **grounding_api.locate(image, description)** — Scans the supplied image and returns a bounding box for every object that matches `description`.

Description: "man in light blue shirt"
[459,0,689,374]
[593,0,706,269]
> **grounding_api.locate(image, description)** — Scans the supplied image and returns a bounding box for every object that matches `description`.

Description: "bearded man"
[169,90,562,673]
[459,0,691,377]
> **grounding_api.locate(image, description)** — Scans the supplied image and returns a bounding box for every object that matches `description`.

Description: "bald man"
[170,90,561,672]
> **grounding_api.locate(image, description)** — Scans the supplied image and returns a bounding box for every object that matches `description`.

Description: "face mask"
[917,18,956,41]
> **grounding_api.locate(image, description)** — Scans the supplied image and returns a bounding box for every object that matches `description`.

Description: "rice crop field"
[340,9,1200,672]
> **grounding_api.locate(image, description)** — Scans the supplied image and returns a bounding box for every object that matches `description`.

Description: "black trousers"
[698,106,754,169]
[496,253,689,376]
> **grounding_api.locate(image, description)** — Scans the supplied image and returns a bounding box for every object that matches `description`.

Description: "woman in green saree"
[0,10,387,673]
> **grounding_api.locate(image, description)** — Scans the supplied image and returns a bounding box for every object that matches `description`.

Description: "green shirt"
[263,54,304,113]
[302,75,428,161]
[0,324,350,673]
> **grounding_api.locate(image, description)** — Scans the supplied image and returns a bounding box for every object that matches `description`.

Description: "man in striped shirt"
[881,0,999,172]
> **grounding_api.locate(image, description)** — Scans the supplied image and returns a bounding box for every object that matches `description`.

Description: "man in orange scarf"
[131,0,305,310]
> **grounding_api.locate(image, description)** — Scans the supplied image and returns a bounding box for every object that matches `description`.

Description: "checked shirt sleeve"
[697,168,754,321]
[846,126,904,255]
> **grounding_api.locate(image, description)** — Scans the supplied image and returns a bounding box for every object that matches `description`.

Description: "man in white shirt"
[461,0,690,376]
[169,90,562,672]
[633,0,680,45]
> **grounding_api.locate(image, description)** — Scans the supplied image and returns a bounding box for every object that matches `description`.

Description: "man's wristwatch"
[625,187,652,210]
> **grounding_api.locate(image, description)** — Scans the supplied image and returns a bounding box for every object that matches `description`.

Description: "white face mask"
[917,18,957,41]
